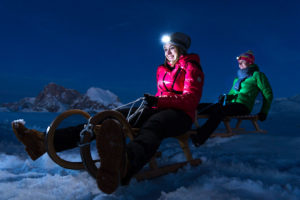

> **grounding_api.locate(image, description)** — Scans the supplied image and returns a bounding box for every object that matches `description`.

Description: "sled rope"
[113,97,146,122]
[78,118,94,147]
[113,97,145,111]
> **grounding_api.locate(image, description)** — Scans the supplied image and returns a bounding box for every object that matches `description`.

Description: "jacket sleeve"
[156,62,204,111]
[228,78,238,95]
[256,72,273,114]
[155,66,164,96]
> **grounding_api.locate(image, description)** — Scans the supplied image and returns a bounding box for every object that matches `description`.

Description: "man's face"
[238,60,249,69]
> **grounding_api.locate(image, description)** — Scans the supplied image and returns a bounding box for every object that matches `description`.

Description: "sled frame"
[45,109,266,181]
[196,114,267,137]
[79,110,202,181]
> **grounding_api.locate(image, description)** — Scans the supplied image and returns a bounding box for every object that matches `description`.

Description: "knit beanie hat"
[236,50,255,64]
[168,32,191,52]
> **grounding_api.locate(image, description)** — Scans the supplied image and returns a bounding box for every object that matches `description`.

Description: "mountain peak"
[1,83,122,112]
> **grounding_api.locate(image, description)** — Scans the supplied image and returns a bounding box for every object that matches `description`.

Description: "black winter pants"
[124,108,192,175]
[53,107,192,175]
[196,102,250,141]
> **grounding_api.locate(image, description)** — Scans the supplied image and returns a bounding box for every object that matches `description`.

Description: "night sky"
[0,0,299,104]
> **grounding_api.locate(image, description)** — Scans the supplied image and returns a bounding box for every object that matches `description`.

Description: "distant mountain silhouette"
[0,83,122,112]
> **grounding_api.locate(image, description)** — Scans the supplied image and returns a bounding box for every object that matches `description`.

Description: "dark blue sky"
[0,0,299,104]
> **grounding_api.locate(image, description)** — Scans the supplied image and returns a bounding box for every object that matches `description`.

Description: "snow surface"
[0,111,299,200]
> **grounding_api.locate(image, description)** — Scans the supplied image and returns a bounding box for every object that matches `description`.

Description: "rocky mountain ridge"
[0,83,122,112]
[269,94,300,113]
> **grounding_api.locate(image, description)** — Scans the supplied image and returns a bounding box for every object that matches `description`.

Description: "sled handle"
[46,109,91,170]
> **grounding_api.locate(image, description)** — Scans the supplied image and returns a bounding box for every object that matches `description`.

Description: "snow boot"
[11,120,46,160]
[95,119,128,194]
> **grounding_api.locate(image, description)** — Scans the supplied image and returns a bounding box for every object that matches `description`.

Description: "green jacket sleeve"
[228,78,238,95]
[255,72,273,114]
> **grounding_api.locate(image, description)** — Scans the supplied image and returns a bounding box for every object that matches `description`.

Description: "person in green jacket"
[191,50,273,147]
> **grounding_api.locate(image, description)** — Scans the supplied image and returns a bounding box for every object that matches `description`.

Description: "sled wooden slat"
[197,114,267,134]
[135,159,202,181]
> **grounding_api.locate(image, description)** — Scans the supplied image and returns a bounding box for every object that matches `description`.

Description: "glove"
[144,93,158,107]
[257,112,267,121]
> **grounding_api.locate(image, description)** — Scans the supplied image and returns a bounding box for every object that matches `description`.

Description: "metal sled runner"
[46,101,266,181]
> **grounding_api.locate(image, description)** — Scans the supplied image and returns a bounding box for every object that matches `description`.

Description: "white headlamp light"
[161,35,171,43]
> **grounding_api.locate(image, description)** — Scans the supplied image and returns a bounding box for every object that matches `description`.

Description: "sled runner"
[46,98,266,181]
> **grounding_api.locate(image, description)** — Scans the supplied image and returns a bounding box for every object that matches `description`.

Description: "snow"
[86,87,122,107]
[270,94,300,113]
[0,111,299,200]
[12,119,26,126]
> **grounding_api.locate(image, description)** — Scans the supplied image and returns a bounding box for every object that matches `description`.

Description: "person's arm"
[157,62,204,111]
[256,72,273,115]
[228,78,238,95]
[155,66,165,97]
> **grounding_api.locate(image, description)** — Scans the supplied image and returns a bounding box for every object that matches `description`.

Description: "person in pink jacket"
[12,32,204,194]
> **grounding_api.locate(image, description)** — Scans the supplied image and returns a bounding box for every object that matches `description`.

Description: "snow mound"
[86,87,122,107]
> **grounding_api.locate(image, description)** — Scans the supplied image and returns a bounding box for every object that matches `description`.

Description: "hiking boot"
[95,119,127,194]
[11,120,46,160]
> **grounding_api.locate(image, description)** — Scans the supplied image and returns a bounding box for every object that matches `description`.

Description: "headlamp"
[161,35,171,43]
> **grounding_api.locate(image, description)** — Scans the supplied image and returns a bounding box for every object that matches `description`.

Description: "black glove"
[144,93,158,107]
[257,112,267,121]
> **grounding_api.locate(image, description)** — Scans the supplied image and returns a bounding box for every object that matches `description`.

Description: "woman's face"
[238,60,249,69]
[164,43,179,65]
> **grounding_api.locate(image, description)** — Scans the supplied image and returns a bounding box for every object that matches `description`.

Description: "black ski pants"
[196,102,250,140]
[123,108,192,175]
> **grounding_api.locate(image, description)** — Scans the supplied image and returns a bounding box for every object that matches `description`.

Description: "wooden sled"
[80,110,201,181]
[196,114,267,138]
[46,109,201,181]
[45,109,266,181]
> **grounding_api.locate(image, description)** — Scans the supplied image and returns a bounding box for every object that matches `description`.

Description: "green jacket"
[227,64,273,114]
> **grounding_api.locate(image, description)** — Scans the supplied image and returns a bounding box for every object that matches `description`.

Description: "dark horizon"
[1,0,299,104]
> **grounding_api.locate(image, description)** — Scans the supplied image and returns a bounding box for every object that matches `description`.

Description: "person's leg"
[54,107,159,152]
[221,103,250,116]
[12,121,46,160]
[12,119,85,160]
[125,109,192,180]
[54,107,157,152]
[95,119,126,194]
[53,124,84,152]
[11,107,156,161]
[197,103,216,114]
[191,103,250,146]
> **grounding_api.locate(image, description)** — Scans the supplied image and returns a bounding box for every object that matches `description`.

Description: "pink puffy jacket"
[155,54,204,121]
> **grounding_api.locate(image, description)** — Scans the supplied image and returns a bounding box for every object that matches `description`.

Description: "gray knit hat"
[169,32,191,52]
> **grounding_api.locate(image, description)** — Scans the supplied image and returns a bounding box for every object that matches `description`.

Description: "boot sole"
[96,119,124,194]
